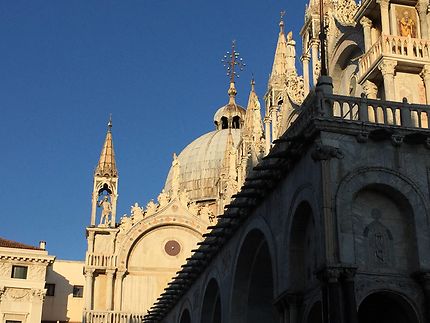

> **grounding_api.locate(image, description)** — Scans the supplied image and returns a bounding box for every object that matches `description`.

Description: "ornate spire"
[243,78,263,140]
[222,40,245,105]
[270,11,289,82]
[95,117,118,177]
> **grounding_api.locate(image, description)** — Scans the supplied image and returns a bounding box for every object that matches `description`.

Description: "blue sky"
[0,0,307,260]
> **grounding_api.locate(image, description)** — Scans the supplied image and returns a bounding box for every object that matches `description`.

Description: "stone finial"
[95,118,118,178]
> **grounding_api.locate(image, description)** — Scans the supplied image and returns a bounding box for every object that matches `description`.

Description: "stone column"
[414,272,430,321]
[271,103,278,141]
[301,53,311,95]
[105,269,115,311]
[377,0,390,35]
[84,268,95,311]
[341,267,358,323]
[318,267,342,323]
[310,39,320,86]
[379,59,397,101]
[114,270,126,311]
[90,192,98,226]
[264,115,271,153]
[417,1,429,39]
[421,65,430,104]
[360,17,373,52]
[274,292,303,323]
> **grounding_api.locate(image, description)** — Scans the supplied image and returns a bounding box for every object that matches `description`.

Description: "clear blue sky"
[0,0,307,260]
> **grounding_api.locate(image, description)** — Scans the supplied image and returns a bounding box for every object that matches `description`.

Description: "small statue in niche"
[200,204,215,223]
[131,202,144,222]
[98,195,112,227]
[157,189,170,208]
[187,201,199,216]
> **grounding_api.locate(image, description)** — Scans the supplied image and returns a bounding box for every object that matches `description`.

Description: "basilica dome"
[164,128,242,201]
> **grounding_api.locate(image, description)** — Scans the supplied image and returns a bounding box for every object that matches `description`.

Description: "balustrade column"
[379,59,397,101]
[310,39,320,85]
[421,65,430,104]
[84,268,95,311]
[114,270,126,311]
[417,1,429,39]
[105,269,115,311]
[301,53,311,95]
[360,17,373,52]
[377,0,390,35]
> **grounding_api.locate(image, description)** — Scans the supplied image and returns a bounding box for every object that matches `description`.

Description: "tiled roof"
[0,237,42,250]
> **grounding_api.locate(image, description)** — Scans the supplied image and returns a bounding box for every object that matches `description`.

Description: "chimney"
[39,241,46,250]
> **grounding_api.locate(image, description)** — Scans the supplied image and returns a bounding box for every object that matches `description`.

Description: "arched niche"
[336,168,429,269]
[200,278,221,323]
[358,291,419,323]
[288,201,317,291]
[230,229,278,323]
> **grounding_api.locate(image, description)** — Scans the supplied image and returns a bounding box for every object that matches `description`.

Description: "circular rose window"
[164,240,181,256]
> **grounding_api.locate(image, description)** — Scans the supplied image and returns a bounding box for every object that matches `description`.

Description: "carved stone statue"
[98,195,112,227]
[131,202,144,222]
[187,201,199,216]
[171,153,180,197]
[200,204,215,223]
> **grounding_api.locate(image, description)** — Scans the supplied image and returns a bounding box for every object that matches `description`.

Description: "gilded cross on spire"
[279,10,286,33]
[222,40,246,84]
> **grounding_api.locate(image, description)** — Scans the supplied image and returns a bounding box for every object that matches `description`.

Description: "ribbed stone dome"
[164,129,241,201]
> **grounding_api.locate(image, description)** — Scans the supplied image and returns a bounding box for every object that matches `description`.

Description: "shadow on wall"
[42,269,72,322]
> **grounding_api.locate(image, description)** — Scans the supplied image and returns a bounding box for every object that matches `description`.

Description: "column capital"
[106,269,116,277]
[317,266,342,283]
[379,59,397,76]
[301,53,311,62]
[421,65,430,80]
[416,0,428,14]
[363,80,378,98]
[360,16,373,28]
[309,38,320,47]
[84,268,95,277]
[376,0,389,9]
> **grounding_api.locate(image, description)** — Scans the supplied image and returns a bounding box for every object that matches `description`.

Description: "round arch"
[200,278,222,323]
[229,228,279,323]
[358,291,419,323]
[335,167,429,267]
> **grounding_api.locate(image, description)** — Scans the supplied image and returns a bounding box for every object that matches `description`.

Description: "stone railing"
[323,94,429,129]
[86,253,117,268]
[359,34,430,79]
[84,311,146,323]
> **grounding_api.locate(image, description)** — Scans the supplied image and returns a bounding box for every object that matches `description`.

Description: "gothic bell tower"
[90,118,118,227]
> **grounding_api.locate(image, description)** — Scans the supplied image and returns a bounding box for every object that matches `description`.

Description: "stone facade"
[0,238,55,323]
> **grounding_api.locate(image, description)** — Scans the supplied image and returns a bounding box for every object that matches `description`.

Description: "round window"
[164,240,181,256]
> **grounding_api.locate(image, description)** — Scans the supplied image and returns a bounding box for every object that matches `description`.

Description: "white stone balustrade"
[359,34,430,80]
[86,253,117,268]
[84,311,146,323]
